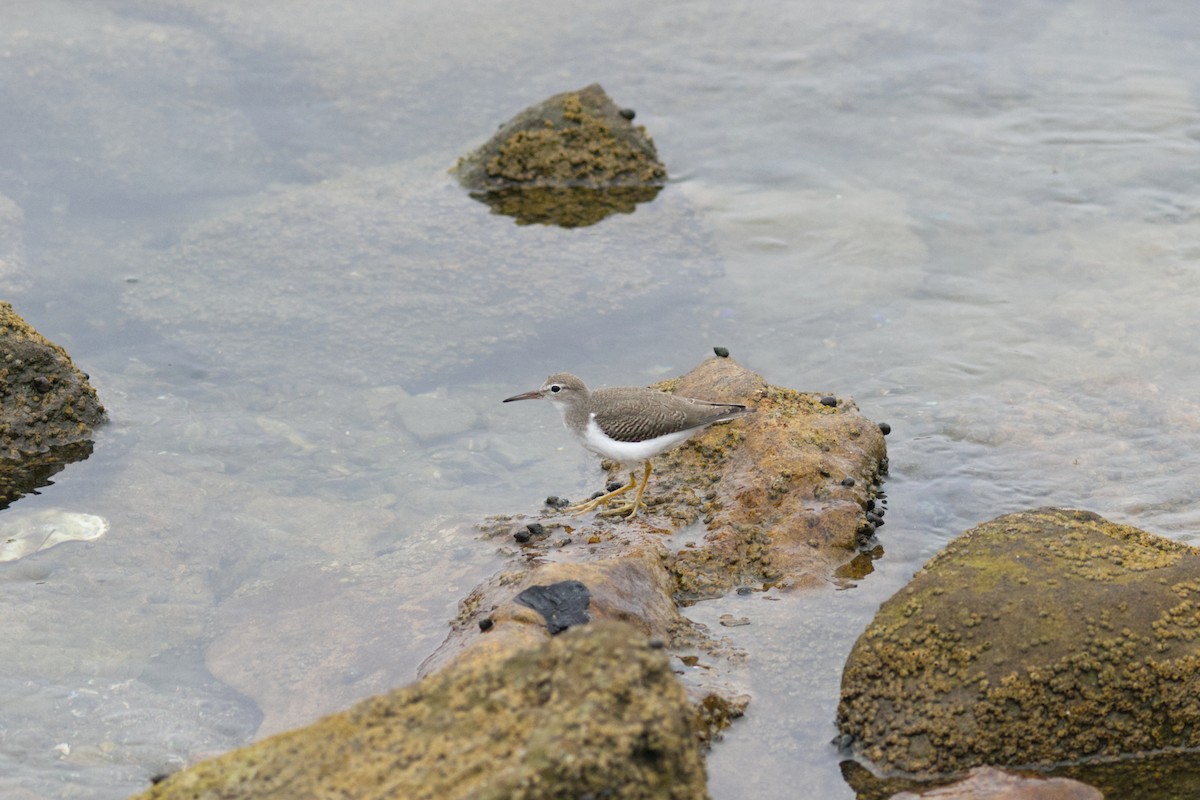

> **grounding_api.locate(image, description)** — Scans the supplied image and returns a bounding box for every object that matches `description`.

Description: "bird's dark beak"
[503,389,543,403]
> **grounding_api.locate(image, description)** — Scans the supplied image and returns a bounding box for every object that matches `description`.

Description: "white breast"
[580,414,698,464]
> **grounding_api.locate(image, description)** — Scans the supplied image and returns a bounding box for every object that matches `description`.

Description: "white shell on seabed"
[0,509,110,562]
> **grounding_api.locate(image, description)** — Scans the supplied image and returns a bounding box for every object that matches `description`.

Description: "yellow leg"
[565,470,639,515]
[596,461,653,518]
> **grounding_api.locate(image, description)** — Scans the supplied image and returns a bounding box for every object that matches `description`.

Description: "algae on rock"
[838,508,1200,777]
[134,621,709,800]
[454,83,667,227]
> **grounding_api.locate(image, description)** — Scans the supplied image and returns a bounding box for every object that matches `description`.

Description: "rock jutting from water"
[421,356,887,740]
[134,621,709,800]
[133,356,889,797]
[837,507,1200,778]
[453,83,668,227]
[0,301,106,509]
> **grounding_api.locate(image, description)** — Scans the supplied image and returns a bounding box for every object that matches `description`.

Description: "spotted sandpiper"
[503,372,755,518]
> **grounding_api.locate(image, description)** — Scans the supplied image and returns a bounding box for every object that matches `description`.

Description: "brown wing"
[591,387,750,443]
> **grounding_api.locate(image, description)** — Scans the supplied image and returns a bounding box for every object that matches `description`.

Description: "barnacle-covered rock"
[838,508,1200,777]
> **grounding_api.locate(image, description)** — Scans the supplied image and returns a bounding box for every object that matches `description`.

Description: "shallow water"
[2,1,1200,798]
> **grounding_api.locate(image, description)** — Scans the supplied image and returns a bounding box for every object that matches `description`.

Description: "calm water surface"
[2,2,1200,798]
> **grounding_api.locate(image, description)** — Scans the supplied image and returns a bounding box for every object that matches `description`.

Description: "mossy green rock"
[135,621,708,800]
[838,508,1200,776]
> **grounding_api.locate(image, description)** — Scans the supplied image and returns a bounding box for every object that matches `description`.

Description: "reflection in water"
[469,184,663,227]
[0,440,95,511]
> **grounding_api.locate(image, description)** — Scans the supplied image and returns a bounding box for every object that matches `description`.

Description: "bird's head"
[503,372,588,405]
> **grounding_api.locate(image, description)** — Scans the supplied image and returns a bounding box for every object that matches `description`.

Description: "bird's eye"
[549,384,562,393]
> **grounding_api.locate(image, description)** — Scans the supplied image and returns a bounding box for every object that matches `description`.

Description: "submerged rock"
[121,158,719,392]
[135,621,709,800]
[0,302,106,508]
[454,83,667,227]
[0,508,108,562]
[888,766,1102,799]
[838,508,1200,777]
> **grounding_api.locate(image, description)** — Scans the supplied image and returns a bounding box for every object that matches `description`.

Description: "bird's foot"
[594,498,648,519]
[564,472,638,515]
[563,496,608,515]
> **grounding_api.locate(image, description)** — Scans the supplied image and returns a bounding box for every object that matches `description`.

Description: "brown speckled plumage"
[587,387,749,442]
[503,371,755,517]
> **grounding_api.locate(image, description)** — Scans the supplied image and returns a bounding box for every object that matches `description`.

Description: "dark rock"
[820,395,837,407]
[712,346,730,358]
[879,421,891,435]
[0,302,106,509]
[514,580,591,635]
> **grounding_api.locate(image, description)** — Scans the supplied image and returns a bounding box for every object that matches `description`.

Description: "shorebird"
[503,372,755,517]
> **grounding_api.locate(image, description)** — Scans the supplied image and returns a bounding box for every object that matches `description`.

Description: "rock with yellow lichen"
[0,301,106,507]
[837,507,1200,777]
[650,356,889,599]
[133,621,709,800]
[453,83,667,227]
